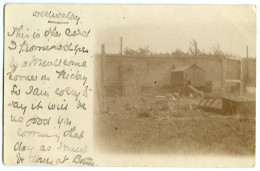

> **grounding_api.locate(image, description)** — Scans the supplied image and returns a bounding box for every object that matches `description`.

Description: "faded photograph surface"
[3,4,256,167]
[94,5,256,162]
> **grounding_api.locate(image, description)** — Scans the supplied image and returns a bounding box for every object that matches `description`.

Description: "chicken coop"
[171,64,206,88]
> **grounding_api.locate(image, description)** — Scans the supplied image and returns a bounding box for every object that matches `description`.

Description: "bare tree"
[212,44,236,58]
[213,44,225,57]
[189,39,201,57]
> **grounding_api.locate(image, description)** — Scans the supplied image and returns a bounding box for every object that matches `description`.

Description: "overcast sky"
[94,5,256,58]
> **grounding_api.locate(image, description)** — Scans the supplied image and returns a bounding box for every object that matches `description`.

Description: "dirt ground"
[94,97,255,156]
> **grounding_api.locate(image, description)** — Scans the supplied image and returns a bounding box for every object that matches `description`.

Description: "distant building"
[171,64,206,88]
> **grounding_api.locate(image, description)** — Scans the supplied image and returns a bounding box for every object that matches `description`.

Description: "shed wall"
[172,71,184,86]
[185,66,205,87]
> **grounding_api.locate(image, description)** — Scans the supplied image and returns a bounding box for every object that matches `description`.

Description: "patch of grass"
[94,111,255,156]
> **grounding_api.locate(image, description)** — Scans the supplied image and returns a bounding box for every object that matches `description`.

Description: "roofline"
[99,54,223,60]
[172,64,206,72]
[191,64,206,72]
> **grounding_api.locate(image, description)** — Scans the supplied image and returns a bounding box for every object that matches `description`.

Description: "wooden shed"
[171,64,206,88]
[222,96,255,116]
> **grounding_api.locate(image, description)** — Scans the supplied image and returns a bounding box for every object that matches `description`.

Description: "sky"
[94,5,256,58]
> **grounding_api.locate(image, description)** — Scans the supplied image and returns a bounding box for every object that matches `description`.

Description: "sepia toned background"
[93,5,256,167]
[1,3,258,168]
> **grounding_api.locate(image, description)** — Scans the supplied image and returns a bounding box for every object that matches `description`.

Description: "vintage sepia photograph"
[94,5,256,161]
[2,3,257,168]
